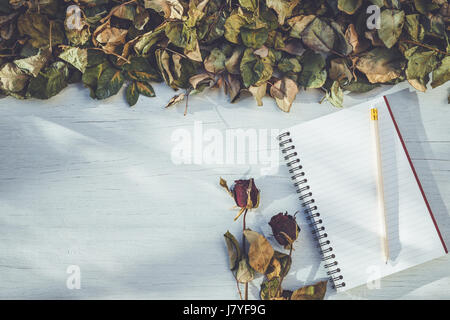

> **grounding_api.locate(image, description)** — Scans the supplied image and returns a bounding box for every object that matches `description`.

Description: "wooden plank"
[0,81,448,299]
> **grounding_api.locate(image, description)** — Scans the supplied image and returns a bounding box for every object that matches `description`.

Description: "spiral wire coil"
[278,131,345,289]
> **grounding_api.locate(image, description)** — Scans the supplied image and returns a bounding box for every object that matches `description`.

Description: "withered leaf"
[224,230,241,271]
[243,229,274,274]
[356,48,404,83]
[165,92,186,108]
[0,62,29,93]
[126,82,139,107]
[0,0,448,107]
[260,277,281,300]
[270,77,299,113]
[248,83,267,106]
[377,9,405,49]
[236,258,255,283]
[431,56,450,89]
[290,280,328,300]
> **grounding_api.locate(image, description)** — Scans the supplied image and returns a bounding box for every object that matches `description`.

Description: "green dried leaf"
[82,62,124,100]
[224,12,248,44]
[343,79,380,93]
[266,0,300,25]
[59,47,88,73]
[18,12,64,49]
[204,48,226,73]
[404,14,425,42]
[338,0,363,15]
[123,56,161,82]
[136,81,155,97]
[325,81,344,108]
[27,62,69,99]
[300,17,336,53]
[431,56,450,88]
[14,49,51,77]
[126,82,139,106]
[239,0,257,11]
[240,48,273,88]
[240,27,269,49]
[378,9,405,49]
[405,47,438,85]
[298,50,327,88]
[260,277,281,300]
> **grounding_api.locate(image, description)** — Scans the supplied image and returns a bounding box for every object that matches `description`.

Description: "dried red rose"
[219,177,260,221]
[232,178,259,209]
[269,212,300,248]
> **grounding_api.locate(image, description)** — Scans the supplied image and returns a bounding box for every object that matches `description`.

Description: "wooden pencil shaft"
[371,110,390,263]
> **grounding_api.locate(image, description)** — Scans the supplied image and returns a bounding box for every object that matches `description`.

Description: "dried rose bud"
[219,177,260,221]
[231,178,260,209]
[269,212,300,248]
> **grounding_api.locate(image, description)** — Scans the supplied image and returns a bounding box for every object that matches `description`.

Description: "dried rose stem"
[233,274,243,300]
[242,208,249,300]
[400,39,449,56]
[276,236,294,297]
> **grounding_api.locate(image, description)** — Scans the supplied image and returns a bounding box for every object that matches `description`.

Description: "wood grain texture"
[0,81,449,299]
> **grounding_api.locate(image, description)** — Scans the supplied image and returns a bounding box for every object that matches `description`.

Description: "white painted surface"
[0,81,449,299]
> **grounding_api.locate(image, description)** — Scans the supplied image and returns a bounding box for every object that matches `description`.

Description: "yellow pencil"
[371,108,389,264]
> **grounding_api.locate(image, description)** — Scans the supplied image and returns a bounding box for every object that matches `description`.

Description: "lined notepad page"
[287,97,446,291]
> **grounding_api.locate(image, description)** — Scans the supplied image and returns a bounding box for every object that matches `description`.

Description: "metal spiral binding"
[278,131,345,290]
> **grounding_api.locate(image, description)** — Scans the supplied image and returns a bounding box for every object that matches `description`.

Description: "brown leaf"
[356,48,404,83]
[236,258,255,283]
[265,258,281,280]
[329,58,353,82]
[248,83,267,106]
[95,26,128,52]
[291,280,328,300]
[270,77,299,112]
[190,73,213,90]
[165,92,186,108]
[226,74,241,102]
[345,24,369,54]
[243,229,274,274]
[253,46,269,58]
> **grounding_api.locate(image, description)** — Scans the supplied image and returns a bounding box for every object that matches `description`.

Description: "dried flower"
[220,177,260,221]
[269,212,300,248]
[231,179,260,209]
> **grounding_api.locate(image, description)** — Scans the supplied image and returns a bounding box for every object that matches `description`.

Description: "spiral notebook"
[278,96,448,291]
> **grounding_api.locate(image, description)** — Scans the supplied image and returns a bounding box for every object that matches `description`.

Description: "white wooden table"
[0,81,449,299]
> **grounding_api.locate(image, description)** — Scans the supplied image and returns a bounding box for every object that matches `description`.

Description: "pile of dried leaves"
[220,177,327,300]
[0,1,449,112]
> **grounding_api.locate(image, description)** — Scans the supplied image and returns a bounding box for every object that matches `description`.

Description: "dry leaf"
[249,83,267,106]
[224,230,241,271]
[243,229,274,274]
[291,280,328,300]
[165,92,186,108]
[270,77,299,112]
[265,258,281,280]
